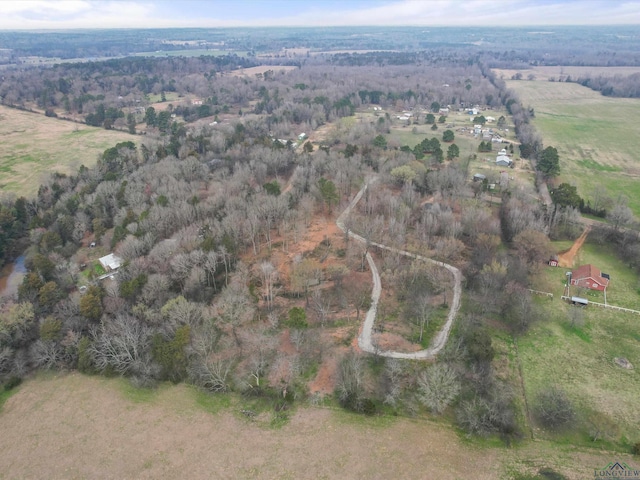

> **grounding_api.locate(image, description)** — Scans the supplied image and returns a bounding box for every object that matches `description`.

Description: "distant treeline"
[568,73,640,98]
[1,26,640,65]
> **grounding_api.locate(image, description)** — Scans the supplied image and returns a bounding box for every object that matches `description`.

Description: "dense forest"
[1,36,639,445]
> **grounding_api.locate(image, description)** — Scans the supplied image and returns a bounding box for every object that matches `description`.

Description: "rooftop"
[571,264,609,286]
[99,253,123,271]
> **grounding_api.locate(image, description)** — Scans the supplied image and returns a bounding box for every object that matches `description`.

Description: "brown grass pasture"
[494,66,640,82]
[0,106,134,198]
[497,78,640,215]
[1,373,635,480]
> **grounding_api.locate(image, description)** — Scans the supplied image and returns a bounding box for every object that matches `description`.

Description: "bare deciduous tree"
[335,350,365,410]
[417,363,461,415]
[311,290,331,328]
[90,313,155,380]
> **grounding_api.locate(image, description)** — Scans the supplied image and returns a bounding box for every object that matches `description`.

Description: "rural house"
[495,154,512,167]
[99,253,123,272]
[570,264,609,291]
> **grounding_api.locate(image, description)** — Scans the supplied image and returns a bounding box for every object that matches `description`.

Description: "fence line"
[527,289,553,298]
[560,296,640,315]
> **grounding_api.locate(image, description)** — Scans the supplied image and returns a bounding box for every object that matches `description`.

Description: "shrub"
[151,325,190,383]
[4,376,22,391]
[538,468,567,480]
[533,386,576,430]
[285,307,308,329]
[39,317,63,341]
[77,337,95,374]
[456,384,520,442]
[632,442,640,456]
[417,363,460,415]
[538,468,568,480]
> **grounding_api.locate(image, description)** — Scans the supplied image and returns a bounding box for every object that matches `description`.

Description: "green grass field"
[504,80,640,216]
[521,240,640,447]
[146,91,181,103]
[518,301,640,448]
[0,106,135,198]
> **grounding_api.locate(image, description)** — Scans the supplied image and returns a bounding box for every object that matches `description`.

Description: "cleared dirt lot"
[1,374,634,479]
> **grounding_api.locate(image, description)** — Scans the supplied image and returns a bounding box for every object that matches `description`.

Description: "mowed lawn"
[0,106,135,197]
[523,242,640,446]
[504,80,640,216]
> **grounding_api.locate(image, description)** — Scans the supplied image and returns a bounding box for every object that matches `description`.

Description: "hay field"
[0,373,634,480]
[503,80,640,215]
[0,106,134,198]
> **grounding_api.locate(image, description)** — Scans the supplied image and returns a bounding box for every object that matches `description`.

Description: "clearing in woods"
[0,105,134,198]
[0,373,635,480]
[497,77,640,216]
[228,65,298,77]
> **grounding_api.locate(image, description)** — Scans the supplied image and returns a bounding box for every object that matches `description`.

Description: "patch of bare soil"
[558,225,591,267]
[375,332,421,353]
[0,374,506,479]
[614,357,633,369]
[307,122,334,145]
[308,355,339,395]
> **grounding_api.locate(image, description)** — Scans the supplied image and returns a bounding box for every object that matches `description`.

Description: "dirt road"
[558,225,591,267]
[336,180,462,360]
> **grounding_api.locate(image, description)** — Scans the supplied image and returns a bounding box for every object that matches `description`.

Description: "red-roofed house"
[570,264,609,292]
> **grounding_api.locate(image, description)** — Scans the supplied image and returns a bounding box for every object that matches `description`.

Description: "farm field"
[0,373,635,480]
[501,79,640,216]
[495,66,640,82]
[0,106,135,198]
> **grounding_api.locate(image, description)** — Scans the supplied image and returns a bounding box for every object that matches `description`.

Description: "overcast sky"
[0,0,638,29]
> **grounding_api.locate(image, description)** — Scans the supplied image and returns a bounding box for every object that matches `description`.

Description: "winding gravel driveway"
[336,180,462,360]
